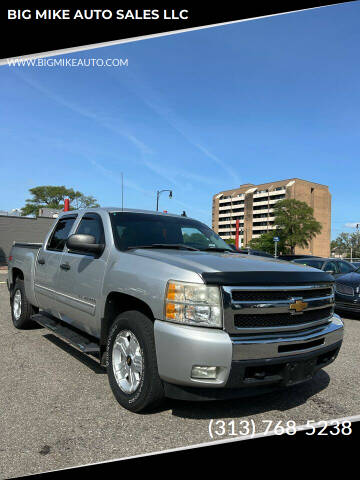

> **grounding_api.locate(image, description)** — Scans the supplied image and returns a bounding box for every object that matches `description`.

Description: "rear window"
[337,261,356,274]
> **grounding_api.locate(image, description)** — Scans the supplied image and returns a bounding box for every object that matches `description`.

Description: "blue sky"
[1,2,360,238]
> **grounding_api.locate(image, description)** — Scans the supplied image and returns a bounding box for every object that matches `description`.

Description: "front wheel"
[11,279,37,329]
[106,311,165,413]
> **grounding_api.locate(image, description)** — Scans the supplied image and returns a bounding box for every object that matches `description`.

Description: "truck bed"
[8,242,43,307]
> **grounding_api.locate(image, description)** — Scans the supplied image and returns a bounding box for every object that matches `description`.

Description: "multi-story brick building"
[212,178,331,257]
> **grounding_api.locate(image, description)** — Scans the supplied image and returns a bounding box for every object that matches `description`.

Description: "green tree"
[21,186,99,216]
[331,231,360,258]
[249,231,288,255]
[70,192,100,210]
[272,198,322,254]
[224,238,235,245]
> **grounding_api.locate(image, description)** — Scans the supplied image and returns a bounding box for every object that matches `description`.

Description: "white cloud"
[345,222,360,228]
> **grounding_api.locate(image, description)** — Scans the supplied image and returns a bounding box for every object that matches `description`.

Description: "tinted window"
[110,212,232,251]
[338,261,355,274]
[324,261,338,273]
[182,227,211,248]
[76,213,105,244]
[293,259,325,269]
[47,216,77,252]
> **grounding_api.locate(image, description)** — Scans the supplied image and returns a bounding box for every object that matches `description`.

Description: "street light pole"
[156,189,173,211]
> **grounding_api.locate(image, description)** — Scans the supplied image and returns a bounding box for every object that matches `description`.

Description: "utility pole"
[235,219,240,249]
[231,193,235,241]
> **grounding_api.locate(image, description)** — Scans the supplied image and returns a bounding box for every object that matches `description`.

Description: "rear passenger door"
[34,215,77,316]
[56,212,108,337]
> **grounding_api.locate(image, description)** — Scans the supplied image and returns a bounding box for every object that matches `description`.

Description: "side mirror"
[66,234,104,255]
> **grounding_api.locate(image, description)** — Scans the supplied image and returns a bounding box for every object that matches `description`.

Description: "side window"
[182,227,209,248]
[324,261,338,273]
[338,261,355,274]
[181,226,219,249]
[75,213,105,245]
[47,216,77,252]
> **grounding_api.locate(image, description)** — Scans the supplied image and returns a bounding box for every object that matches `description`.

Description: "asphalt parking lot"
[0,273,359,478]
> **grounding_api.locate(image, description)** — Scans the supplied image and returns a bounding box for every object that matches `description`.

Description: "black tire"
[107,310,165,413]
[11,279,37,329]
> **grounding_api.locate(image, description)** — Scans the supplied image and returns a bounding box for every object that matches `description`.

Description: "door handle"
[60,263,71,271]
[38,258,45,265]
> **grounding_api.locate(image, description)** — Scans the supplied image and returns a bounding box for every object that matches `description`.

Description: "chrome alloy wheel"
[13,290,22,320]
[112,330,143,394]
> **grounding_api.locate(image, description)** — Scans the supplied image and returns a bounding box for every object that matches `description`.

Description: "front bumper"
[154,314,344,399]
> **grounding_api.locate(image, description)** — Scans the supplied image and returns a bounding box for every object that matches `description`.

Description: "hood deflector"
[200,271,334,286]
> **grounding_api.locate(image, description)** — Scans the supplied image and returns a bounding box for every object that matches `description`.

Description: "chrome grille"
[335,283,354,296]
[234,307,332,328]
[222,284,334,334]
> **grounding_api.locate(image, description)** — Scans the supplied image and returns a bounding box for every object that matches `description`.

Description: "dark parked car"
[335,267,360,315]
[278,254,319,261]
[292,257,357,279]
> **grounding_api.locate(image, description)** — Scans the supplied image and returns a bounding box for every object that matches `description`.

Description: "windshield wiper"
[126,243,199,251]
[200,247,234,253]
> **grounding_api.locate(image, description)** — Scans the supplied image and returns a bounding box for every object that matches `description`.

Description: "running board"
[33,313,100,354]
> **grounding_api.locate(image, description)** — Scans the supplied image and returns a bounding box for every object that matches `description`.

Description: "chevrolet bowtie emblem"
[289,299,308,313]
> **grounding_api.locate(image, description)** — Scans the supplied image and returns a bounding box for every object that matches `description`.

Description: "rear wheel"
[107,310,165,412]
[11,279,37,329]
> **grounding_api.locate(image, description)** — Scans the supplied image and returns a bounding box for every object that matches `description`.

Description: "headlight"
[164,280,222,328]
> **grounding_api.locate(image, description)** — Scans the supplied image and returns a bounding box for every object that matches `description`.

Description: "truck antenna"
[121,172,124,211]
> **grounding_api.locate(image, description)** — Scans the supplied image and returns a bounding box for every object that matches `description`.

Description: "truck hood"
[130,249,333,284]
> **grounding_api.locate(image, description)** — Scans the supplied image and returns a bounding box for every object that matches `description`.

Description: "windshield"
[110,212,233,252]
[293,259,325,269]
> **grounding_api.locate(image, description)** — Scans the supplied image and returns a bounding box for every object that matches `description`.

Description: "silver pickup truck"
[7,208,344,412]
